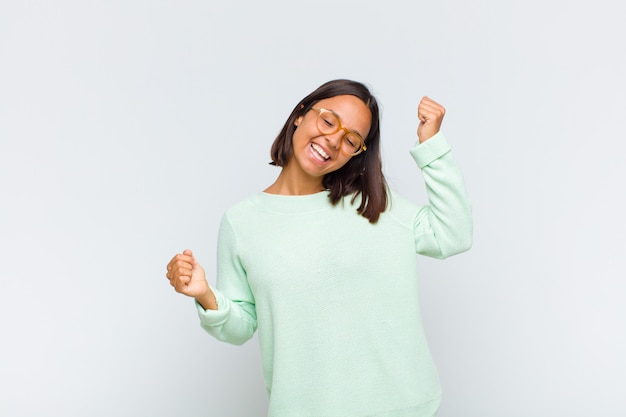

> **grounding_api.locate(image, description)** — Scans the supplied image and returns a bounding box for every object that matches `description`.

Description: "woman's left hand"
[417,96,446,143]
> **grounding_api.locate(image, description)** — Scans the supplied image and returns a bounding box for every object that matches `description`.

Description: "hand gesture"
[417,96,446,143]
[166,249,215,309]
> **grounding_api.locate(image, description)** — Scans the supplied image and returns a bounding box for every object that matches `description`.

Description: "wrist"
[195,287,218,311]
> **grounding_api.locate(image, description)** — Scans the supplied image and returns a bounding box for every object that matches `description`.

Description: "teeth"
[311,143,330,160]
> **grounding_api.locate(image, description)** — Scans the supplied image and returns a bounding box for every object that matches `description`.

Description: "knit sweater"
[196,132,472,417]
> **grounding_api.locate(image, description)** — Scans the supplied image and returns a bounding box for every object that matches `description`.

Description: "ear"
[294,116,303,126]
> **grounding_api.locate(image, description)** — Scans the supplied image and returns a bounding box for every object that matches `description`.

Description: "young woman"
[166,79,472,417]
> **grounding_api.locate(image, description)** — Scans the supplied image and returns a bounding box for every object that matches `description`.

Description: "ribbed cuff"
[409,132,451,169]
[195,287,230,326]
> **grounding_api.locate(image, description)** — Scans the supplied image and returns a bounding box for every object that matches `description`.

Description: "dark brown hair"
[270,79,388,223]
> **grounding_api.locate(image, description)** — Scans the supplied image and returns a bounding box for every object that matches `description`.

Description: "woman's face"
[289,94,372,179]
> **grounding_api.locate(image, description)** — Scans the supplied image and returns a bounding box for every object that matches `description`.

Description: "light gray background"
[1,1,624,416]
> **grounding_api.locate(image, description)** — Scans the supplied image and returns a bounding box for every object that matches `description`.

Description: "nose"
[324,130,344,150]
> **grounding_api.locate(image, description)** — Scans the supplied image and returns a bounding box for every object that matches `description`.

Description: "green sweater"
[196,132,472,417]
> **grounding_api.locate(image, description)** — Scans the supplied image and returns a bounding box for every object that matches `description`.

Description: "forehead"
[315,95,372,136]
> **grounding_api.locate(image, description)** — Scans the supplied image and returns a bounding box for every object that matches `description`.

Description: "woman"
[166,79,472,417]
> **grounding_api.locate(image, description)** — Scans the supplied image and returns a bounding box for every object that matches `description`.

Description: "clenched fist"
[417,96,446,143]
[166,249,217,310]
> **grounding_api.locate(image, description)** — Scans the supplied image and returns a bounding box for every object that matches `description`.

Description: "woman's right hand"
[166,249,217,310]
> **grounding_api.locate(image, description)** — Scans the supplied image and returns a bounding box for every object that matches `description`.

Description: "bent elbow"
[440,232,473,259]
[203,322,257,346]
[456,235,473,254]
[449,218,473,256]
[217,331,255,346]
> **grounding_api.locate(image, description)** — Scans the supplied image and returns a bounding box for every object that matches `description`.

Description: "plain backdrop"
[1,1,625,416]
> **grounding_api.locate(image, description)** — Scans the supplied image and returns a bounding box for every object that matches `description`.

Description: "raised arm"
[411,97,473,258]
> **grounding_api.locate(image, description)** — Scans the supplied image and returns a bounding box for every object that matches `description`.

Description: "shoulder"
[381,189,421,227]
[216,193,266,245]
[223,193,260,216]
[219,193,264,228]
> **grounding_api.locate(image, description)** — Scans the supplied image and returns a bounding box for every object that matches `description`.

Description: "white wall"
[1,1,624,416]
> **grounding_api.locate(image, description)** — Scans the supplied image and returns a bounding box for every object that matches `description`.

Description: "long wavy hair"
[270,79,388,223]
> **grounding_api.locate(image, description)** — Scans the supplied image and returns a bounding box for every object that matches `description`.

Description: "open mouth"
[311,143,330,162]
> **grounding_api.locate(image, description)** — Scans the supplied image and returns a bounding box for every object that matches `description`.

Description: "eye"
[344,134,361,150]
[321,114,336,128]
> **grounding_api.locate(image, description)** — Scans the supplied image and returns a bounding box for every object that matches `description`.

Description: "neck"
[265,166,325,196]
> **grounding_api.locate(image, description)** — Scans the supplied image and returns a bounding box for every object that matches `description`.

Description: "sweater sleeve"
[195,214,258,345]
[409,132,473,259]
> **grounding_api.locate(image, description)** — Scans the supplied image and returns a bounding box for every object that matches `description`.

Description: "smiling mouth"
[311,143,330,161]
